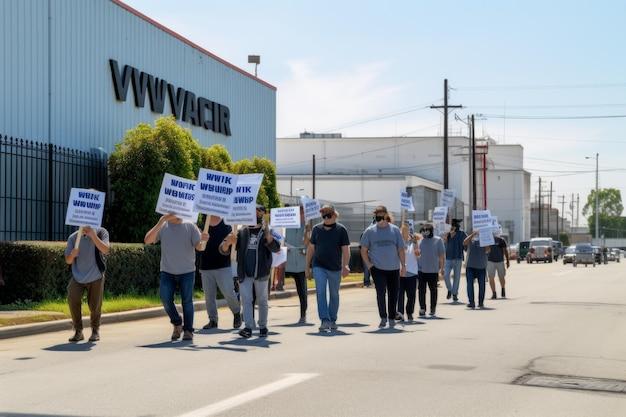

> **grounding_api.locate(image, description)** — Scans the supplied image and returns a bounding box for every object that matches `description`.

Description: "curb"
[0,281,363,339]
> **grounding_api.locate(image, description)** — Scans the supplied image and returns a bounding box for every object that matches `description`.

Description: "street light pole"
[594,153,599,240]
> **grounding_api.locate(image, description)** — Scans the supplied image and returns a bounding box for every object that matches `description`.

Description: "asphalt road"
[1,260,625,417]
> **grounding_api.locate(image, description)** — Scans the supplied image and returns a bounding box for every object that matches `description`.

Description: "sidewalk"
[0,281,363,339]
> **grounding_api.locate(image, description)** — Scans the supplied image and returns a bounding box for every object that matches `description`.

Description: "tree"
[582,188,623,219]
[232,157,281,209]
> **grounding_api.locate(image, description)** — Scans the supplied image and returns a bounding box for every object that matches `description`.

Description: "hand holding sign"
[65,188,106,250]
[400,192,415,212]
[156,174,199,222]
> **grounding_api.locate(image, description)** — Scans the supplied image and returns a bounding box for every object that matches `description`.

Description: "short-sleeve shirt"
[310,222,350,271]
[245,227,262,277]
[64,227,109,284]
[466,239,488,269]
[418,236,446,273]
[445,230,467,260]
[199,219,232,271]
[360,223,405,271]
[488,237,508,263]
[156,221,201,275]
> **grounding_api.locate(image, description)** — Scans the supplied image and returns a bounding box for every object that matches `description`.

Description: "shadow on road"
[473,307,496,311]
[335,322,369,328]
[400,320,426,326]
[219,338,281,349]
[43,342,95,352]
[363,328,408,334]
[138,340,201,351]
[274,322,316,328]
[195,328,236,335]
[422,316,449,320]
[199,345,248,353]
[305,330,351,337]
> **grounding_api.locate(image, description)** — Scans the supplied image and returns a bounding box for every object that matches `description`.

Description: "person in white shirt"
[397,224,421,321]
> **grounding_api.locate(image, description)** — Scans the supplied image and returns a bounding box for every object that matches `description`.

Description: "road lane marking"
[176,373,319,417]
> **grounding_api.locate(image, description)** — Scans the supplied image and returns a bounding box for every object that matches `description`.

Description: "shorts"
[487,261,506,279]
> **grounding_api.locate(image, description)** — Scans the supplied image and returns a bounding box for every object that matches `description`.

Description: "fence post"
[47,143,53,241]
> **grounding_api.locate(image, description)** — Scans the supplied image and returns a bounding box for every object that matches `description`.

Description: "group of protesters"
[63,202,509,343]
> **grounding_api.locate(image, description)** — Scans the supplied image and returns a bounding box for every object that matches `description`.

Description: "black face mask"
[422,229,433,238]
[256,215,264,224]
[375,215,385,223]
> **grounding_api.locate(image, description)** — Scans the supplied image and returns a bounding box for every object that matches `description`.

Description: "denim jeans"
[313,267,341,322]
[466,267,486,307]
[444,258,463,296]
[239,276,269,329]
[363,266,371,286]
[159,271,195,332]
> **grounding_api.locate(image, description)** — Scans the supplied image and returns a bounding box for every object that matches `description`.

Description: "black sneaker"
[453,295,459,302]
[478,304,485,309]
[259,327,268,337]
[491,293,497,300]
[203,320,218,330]
[233,313,242,329]
[68,330,84,343]
[395,312,404,321]
[239,327,252,338]
[501,288,506,298]
[467,304,475,309]
[446,291,451,300]
[407,314,413,321]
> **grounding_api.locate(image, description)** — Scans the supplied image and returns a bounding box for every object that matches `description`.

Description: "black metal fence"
[0,135,108,241]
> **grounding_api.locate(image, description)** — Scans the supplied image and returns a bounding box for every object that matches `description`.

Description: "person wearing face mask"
[306,205,351,332]
[285,205,311,324]
[443,219,467,303]
[222,204,281,338]
[463,230,491,309]
[397,224,420,321]
[360,206,406,328]
[417,223,446,317]
[487,231,509,299]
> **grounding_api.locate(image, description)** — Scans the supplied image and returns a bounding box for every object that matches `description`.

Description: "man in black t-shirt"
[306,205,351,332]
[487,235,509,299]
[199,216,242,330]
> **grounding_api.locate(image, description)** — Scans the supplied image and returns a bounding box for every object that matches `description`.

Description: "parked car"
[552,240,563,261]
[592,246,602,264]
[611,248,622,263]
[562,245,576,264]
[509,244,519,260]
[574,243,595,267]
[528,237,553,263]
[607,250,616,262]
[517,241,530,263]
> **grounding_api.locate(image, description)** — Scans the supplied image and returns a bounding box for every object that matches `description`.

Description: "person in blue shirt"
[443,219,467,303]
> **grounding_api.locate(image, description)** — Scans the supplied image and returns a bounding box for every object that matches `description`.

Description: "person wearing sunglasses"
[306,205,351,332]
[360,206,406,328]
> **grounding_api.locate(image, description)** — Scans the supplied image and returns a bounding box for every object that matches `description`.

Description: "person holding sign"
[443,219,467,302]
[285,205,311,324]
[417,223,445,318]
[463,231,491,309]
[198,215,242,330]
[360,206,406,328]
[144,214,208,341]
[487,233,510,300]
[223,205,280,339]
[64,225,110,342]
[306,205,351,332]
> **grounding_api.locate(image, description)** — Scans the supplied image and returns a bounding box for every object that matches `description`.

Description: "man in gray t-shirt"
[145,214,207,341]
[64,226,110,343]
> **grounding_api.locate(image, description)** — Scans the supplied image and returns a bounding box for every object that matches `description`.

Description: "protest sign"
[270,206,301,229]
[479,227,496,247]
[194,168,238,217]
[156,173,199,222]
[472,210,492,230]
[440,189,456,208]
[271,247,288,268]
[65,188,106,230]
[301,196,321,222]
[432,206,448,224]
[400,192,415,212]
[436,222,452,236]
[224,173,263,226]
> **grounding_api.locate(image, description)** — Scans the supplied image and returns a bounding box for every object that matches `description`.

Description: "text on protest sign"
[156,173,199,222]
[432,206,448,224]
[479,227,496,247]
[301,196,321,222]
[224,173,263,226]
[440,189,456,208]
[65,188,106,228]
[472,210,492,230]
[270,206,301,229]
[400,192,415,212]
[194,168,238,217]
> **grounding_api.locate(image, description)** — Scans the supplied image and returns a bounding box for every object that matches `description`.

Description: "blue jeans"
[159,271,195,332]
[363,266,371,286]
[313,267,341,322]
[466,267,486,307]
[444,259,463,296]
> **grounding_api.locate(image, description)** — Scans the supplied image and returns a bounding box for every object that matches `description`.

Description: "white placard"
[270,206,301,229]
[472,210,492,230]
[224,173,263,226]
[479,227,496,247]
[194,168,238,217]
[155,173,199,222]
[301,196,321,222]
[436,222,452,236]
[432,206,448,224]
[400,192,415,212]
[440,189,456,208]
[65,188,106,228]
[271,247,288,267]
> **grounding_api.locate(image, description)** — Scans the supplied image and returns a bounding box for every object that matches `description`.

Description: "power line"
[478,113,626,120]
[465,103,626,109]
[455,82,626,91]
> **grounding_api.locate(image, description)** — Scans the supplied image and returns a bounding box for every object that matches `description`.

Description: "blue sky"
[126,0,626,224]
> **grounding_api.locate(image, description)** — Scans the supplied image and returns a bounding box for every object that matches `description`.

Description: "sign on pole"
[156,173,199,222]
[472,210,492,230]
[400,192,415,212]
[301,196,321,222]
[432,206,448,224]
[270,206,301,229]
[194,168,238,217]
[224,173,263,226]
[65,188,106,228]
[440,189,456,208]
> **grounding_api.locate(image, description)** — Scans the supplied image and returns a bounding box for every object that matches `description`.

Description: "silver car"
[528,237,553,263]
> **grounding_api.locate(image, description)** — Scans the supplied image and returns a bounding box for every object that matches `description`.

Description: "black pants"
[418,272,438,313]
[397,275,417,316]
[292,272,308,317]
[371,267,399,319]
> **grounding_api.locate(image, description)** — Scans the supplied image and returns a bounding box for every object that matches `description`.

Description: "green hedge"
[0,241,162,304]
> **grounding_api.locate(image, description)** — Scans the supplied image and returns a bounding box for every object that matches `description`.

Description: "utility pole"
[312,154,316,199]
[548,181,553,237]
[558,195,566,238]
[571,193,575,229]
[471,115,477,210]
[594,153,599,239]
[538,177,542,236]
[576,193,580,228]
[430,79,462,189]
